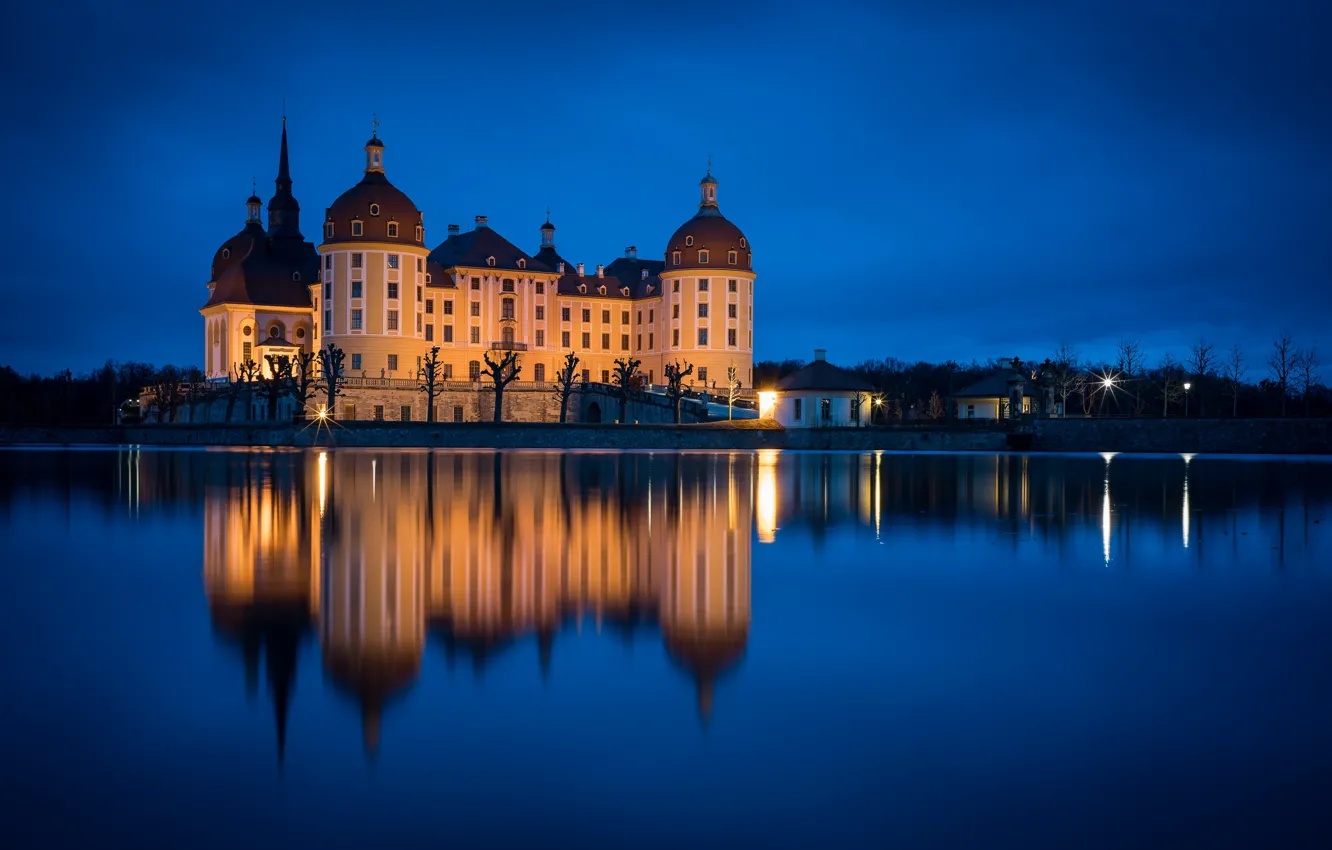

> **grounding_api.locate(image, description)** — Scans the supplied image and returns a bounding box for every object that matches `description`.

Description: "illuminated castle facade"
[201,121,756,413]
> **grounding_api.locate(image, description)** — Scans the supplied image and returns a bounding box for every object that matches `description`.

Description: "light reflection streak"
[318,451,327,517]
[757,450,778,543]
[1181,453,1194,548]
[1101,452,1116,565]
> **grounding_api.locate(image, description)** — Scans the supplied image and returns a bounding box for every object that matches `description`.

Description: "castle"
[201,120,756,420]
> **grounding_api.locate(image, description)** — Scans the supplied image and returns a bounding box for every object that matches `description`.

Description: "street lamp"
[1183,382,1192,417]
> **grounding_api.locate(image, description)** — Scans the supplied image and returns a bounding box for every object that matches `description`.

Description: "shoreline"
[1,418,1328,454]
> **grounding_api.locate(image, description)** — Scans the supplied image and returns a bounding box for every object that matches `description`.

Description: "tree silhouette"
[552,350,581,424]
[317,343,347,418]
[1268,332,1296,416]
[482,349,522,424]
[151,365,184,423]
[1294,346,1321,416]
[228,359,262,422]
[1186,337,1216,417]
[1116,339,1146,415]
[1223,344,1246,417]
[725,363,742,420]
[611,356,641,423]
[291,351,319,419]
[663,360,694,424]
[418,346,446,422]
[1156,354,1185,417]
[260,354,293,421]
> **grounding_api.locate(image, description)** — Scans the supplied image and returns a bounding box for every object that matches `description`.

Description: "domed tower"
[200,120,318,381]
[315,126,429,386]
[660,163,755,390]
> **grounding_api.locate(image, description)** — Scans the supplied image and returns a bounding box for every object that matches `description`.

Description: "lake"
[2,448,1330,849]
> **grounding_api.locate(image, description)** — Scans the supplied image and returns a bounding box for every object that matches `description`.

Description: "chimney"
[557,261,565,274]
[814,348,827,362]
[596,264,604,278]
[447,224,460,235]
[474,216,488,229]
[625,245,637,259]
[641,268,648,280]
[577,262,585,276]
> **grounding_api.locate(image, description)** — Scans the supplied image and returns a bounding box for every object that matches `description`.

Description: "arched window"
[415,225,423,241]
[292,271,301,282]
[369,204,380,216]
[468,360,481,381]
[534,363,545,382]
[387,222,398,238]
[517,258,526,269]
[486,256,496,267]
[425,273,431,284]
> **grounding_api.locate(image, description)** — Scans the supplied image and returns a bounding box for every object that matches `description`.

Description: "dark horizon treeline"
[0,361,180,426]
[756,334,1328,420]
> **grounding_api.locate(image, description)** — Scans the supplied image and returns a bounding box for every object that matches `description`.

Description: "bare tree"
[1186,337,1216,417]
[1116,338,1146,415]
[1294,345,1321,416]
[151,365,184,423]
[181,366,207,423]
[1268,332,1296,416]
[611,356,642,423]
[927,390,946,420]
[317,343,347,418]
[1156,354,1185,417]
[229,359,262,422]
[291,350,319,418]
[260,354,293,421]
[725,363,742,420]
[663,360,695,424]
[1222,344,1246,417]
[552,351,581,424]
[1051,342,1082,417]
[481,349,522,424]
[417,346,446,422]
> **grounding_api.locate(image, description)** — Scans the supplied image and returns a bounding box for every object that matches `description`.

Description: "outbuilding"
[764,349,875,428]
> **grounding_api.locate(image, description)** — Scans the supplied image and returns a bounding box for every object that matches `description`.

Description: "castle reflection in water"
[8,447,1321,760]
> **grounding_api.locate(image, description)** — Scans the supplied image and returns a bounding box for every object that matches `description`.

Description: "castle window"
[469,361,481,380]
[502,298,515,319]
[672,251,681,265]
[582,332,591,348]
[426,299,434,314]
[536,306,544,320]
[536,330,545,347]
[351,310,362,330]
[728,250,737,265]
[416,285,422,300]
[470,301,480,317]
[672,280,680,293]
[698,303,708,318]
[269,326,280,338]
[352,353,362,370]
[387,354,398,371]
[621,334,629,351]
[486,256,496,267]
[583,309,591,322]
[562,331,570,347]
[444,325,453,342]
[672,304,679,319]
[685,236,694,247]
[296,328,306,340]
[536,281,545,295]
[416,257,423,273]
[370,204,380,216]
[388,310,399,330]
[699,367,708,383]
[444,300,453,315]
[425,274,432,284]
[388,254,399,270]
[563,307,571,322]
[324,310,331,332]
[578,283,587,294]
[470,327,481,344]
[728,328,737,346]
[352,253,363,268]
[352,220,363,236]
[598,285,607,296]
[387,222,398,238]
[243,325,252,337]
[221,248,230,259]
[517,259,526,269]
[325,223,334,239]
[388,282,399,299]
[471,278,480,290]
[728,303,737,318]
[698,250,709,263]
[502,279,515,293]
[699,279,709,292]
[672,329,679,347]
[740,237,746,248]
[729,279,737,292]
[325,255,332,270]
[534,363,545,382]
[352,281,362,298]
[621,288,629,297]
[292,271,301,282]
[602,310,610,323]
[698,329,708,346]
[425,325,433,341]
[649,309,654,322]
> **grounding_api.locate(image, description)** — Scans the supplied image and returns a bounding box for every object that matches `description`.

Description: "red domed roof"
[663,171,751,273]
[324,172,424,247]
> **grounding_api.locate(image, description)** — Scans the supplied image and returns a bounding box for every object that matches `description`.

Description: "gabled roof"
[775,359,874,392]
[429,226,552,274]
[954,370,1027,399]
[256,336,299,347]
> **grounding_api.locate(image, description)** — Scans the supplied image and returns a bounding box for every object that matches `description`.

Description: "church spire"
[268,116,301,236]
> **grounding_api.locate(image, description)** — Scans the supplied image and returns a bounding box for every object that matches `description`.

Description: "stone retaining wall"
[1032,417,1332,454]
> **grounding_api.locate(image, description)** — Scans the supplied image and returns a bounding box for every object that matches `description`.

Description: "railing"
[489,341,528,351]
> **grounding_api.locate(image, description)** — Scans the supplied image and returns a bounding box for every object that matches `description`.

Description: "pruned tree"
[291,350,319,418]
[1294,345,1321,416]
[482,349,522,424]
[552,350,581,424]
[1156,354,1185,417]
[927,390,945,420]
[1268,332,1296,416]
[1050,342,1082,417]
[1187,337,1216,417]
[1116,338,1146,415]
[418,345,445,422]
[1223,344,1246,417]
[611,356,642,423]
[260,354,293,421]
[228,359,262,422]
[663,360,694,424]
[317,343,347,418]
[182,366,207,423]
[151,365,184,423]
[726,363,742,421]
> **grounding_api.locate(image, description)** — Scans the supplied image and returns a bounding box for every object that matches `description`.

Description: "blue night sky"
[3,0,1329,375]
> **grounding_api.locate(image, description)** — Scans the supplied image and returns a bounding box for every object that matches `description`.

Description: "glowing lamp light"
[1102,377,1114,389]
[1183,382,1192,391]
[758,391,778,418]
[317,405,329,420]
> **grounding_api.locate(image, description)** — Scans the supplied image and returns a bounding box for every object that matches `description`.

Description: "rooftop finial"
[252,176,256,195]
[372,112,379,138]
[282,95,286,122]
[707,153,712,175]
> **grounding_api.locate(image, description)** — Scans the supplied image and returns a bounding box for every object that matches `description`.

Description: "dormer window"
[698,250,709,263]
[621,287,630,297]
[425,274,432,284]
[598,285,607,296]
[487,256,496,267]
[728,250,737,265]
[646,284,655,294]
[387,222,398,238]
[324,223,334,239]
[221,248,230,259]
[369,204,380,216]
[352,220,363,236]
[672,251,681,265]
[517,258,526,269]
[578,283,587,294]
[740,237,747,248]
[292,271,301,282]
[685,236,694,247]
[415,225,423,241]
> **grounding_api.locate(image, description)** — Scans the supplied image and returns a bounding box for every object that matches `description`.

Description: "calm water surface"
[2,448,1331,849]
